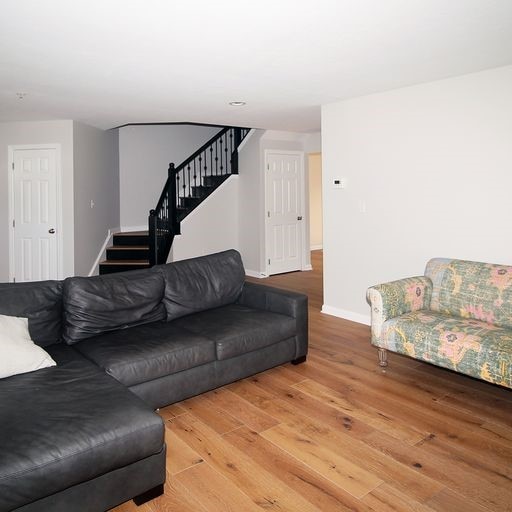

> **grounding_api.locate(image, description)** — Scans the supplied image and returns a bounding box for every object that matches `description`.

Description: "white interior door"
[10,148,59,282]
[265,151,304,275]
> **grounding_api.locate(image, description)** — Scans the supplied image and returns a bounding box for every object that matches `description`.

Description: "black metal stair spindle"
[209,146,213,179]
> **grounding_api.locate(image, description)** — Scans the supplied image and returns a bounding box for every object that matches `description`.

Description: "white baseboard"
[245,269,268,279]
[88,226,120,277]
[310,244,323,251]
[321,305,370,326]
[303,264,313,271]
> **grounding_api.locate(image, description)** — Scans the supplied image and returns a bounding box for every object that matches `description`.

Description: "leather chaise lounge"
[0,250,308,511]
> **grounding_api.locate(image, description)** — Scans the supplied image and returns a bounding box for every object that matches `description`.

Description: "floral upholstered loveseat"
[366,258,512,389]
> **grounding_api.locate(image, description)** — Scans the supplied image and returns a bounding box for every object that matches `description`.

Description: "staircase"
[99,232,150,274]
[99,126,250,275]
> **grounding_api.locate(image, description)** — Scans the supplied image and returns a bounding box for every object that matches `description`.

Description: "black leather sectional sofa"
[0,250,308,512]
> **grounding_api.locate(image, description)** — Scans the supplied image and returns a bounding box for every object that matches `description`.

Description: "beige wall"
[308,153,323,249]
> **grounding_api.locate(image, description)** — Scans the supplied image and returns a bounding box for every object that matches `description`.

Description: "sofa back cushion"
[62,269,166,344]
[425,257,512,329]
[0,280,63,346]
[156,249,245,321]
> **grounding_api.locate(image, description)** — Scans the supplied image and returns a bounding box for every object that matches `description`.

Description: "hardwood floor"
[113,251,512,512]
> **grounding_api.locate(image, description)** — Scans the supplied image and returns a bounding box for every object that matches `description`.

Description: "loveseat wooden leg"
[133,483,164,506]
[378,348,388,367]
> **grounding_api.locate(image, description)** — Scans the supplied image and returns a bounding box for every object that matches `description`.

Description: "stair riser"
[191,185,214,196]
[180,197,202,209]
[112,235,149,246]
[107,248,149,260]
[99,264,150,275]
[203,175,229,187]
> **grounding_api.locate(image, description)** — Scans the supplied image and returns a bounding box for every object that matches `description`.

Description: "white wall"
[302,132,322,154]
[0,120,75,281]
[73,122,119,276]
[238,130,265,275]
[308,153,323,249]
[118,124,221,229]
[321,65,512,324]
[171,176,239,262]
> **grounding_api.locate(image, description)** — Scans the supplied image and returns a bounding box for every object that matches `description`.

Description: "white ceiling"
[1,0,512,132]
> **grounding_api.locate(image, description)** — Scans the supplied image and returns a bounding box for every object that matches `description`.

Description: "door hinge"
[267,164,269,170]
[12,219,15,228]
[12,162,14,170]
[267,211,270,218]
[268,258,270,265]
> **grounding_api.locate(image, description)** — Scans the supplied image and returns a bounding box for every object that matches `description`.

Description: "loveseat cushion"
[0,280,62,346]
[173,304,296,360]
[378,310,512,388]
[0,344,164,512]
[156,249,245,321]
[62,269,166,344]
[425,258,512,330]
[73,322,216,387]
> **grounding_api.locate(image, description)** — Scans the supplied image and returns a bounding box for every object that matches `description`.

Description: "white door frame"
[8,144,64,282]
[264,149,308,275]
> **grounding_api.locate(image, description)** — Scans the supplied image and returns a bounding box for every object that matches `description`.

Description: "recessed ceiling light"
[229,101,246,106]
[16,92,27,100]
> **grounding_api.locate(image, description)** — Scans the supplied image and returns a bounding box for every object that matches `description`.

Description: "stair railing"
[148,126,250,266]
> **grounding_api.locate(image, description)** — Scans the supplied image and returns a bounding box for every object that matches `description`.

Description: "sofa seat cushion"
[73,322,216,387]
[379,310,512,387]
[62,269,166,344]
[0,344,164,512]
[174,304,296,360]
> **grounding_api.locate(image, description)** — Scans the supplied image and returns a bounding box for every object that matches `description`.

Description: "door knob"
[297,216,303,221]
[48,228,55,234]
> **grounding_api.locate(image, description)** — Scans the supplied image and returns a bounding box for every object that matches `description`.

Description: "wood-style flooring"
[113,251,512,512]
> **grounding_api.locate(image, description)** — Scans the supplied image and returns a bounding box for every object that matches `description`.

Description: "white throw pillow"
[0,314,56,379]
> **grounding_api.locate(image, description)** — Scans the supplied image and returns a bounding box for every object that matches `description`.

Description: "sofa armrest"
[237,281,308,360]
[366,276,432,343]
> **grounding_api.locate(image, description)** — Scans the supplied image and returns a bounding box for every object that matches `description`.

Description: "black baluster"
[223,133,228,174]
[219,137,224,173]
[198,155,202,193]
[193,159,197,195]
[215,140,218,175]
[209,146,213,179]
[228,130,233,172]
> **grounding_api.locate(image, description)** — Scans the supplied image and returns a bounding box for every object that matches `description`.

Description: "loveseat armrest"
[237,282,308,360]
[366,276,432,344]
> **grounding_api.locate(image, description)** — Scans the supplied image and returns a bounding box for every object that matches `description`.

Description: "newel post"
[168,163,180,235]
[148,209,158,266]
[232,128,242,174]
